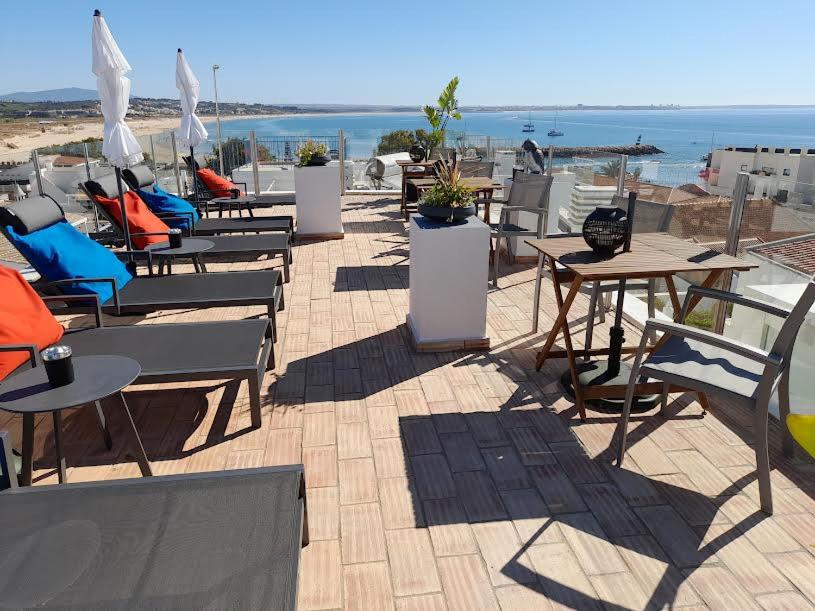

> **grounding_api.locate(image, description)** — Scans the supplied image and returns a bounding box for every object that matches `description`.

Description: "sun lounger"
[106,167,295,236]
[0,196,284,337]
[81,178,292,281]
[0,466,307,608]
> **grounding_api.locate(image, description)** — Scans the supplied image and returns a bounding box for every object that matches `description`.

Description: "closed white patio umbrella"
[92,9,142,252]
[175,48,208,201]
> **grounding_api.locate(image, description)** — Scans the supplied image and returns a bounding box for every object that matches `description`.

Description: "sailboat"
[522,111,535,133]
[548,109,564,137]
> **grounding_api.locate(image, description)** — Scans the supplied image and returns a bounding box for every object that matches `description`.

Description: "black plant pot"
[418,204,477,222]
[306,155,330,167]
[582,206,629,258]
[409,145,426,163]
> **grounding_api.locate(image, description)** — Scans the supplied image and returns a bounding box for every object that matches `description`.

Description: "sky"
[2,0,814,107]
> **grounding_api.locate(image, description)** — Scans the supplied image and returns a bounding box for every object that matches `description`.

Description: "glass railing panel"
[725,178,815,415]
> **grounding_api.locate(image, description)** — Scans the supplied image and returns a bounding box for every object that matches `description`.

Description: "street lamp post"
[212,64,224,176]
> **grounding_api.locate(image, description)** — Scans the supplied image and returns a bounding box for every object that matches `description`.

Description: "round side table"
[210,195,256,218]
[146,238,214,275]
[0,355,152,485]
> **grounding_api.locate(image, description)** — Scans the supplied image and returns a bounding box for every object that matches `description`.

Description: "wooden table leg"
[118,392,152,477]
[550,269,587,419]
[20,412,35,486]
[52,410,66,484]
[535,265,583,370]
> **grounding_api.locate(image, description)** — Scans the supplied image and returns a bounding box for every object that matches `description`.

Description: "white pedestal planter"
[294,165,344,239]
[407,215,490,351]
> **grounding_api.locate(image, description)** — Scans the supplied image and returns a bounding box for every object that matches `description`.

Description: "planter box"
[294,165,343,239]
[407,215,490,351]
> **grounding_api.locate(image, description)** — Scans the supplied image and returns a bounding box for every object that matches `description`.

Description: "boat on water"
[522,111,535,133]
[548,109,564,137]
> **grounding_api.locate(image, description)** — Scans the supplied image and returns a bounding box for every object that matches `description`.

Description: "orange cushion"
[0,266,64,381]
[197,168,242,198]
[95,191,169,249]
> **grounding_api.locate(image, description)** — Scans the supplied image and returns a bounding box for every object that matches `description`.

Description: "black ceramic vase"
[409,145,426,163]
[582,206,629,258]
[417,204,477,222]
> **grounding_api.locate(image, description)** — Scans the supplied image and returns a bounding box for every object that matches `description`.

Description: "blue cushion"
[4,220,132,304]
[137,184,200,231]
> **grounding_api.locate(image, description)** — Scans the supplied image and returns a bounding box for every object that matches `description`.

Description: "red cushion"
[197,168,242,198]
[0,266,64,381]
[95,191,169,249]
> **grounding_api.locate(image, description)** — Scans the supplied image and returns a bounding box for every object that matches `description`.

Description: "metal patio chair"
[615,279,815,514]
[458,160,495,178]
[490,173,554,287]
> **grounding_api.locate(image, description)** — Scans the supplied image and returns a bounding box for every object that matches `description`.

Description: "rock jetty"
[549,144,663,158]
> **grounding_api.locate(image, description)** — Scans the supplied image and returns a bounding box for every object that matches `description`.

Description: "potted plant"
[421,76,462,160]
[418,160,476,222]
[297,139,330,166]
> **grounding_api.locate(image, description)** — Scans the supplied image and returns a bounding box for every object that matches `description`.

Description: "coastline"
[0,113,280,163]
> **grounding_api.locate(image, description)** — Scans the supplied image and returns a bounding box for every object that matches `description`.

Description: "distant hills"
[0,88,99,102]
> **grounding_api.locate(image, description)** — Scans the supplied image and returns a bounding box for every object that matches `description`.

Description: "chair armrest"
[644,319,782,367]
[500,205,546,214]
[0,344,38,368]
[41,294,103,328]
[43,278,120,314]
[683,285,791,321]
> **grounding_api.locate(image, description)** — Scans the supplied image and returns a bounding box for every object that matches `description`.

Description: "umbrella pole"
[190,146,199,202]
[115,167,133,253]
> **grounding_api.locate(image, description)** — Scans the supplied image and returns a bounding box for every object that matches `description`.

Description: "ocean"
[206,107,815,185]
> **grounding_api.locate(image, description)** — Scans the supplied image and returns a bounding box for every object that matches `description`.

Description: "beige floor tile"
[436,554,499,611]
[340,502,387,564]
[385,529,441,596]
[339,457,378,505]
[298,540,343,610]
[343,562,394,611]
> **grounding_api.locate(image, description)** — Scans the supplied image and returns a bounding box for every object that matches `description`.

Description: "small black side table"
[210,195,256,218]
[0,355,152,485]
[146,238,214,275]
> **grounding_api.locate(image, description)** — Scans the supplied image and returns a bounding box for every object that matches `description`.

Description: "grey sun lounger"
[80,180,292,282]
[0,466,307,609]
[122,165,294,235]
[0,197,285,337]
[15,296,275,427]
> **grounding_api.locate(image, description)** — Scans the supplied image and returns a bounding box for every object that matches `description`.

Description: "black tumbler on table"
[41,345,74,387]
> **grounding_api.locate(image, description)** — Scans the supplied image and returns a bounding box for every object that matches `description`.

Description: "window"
[783,168,791,176]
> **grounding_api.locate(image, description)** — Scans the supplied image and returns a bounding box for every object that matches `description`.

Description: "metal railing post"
[82,143,101,230]
[170,132,183,195]
[616,154,628,196]
[149,134,158,179]
[712,172,750,334]
[31,150,44,197]
[250,131,260,197]
[485,135,491,160]
[338,129,346,195]
[547,145,554,177]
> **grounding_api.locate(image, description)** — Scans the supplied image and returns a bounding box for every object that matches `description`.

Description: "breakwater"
[549,144,663,158]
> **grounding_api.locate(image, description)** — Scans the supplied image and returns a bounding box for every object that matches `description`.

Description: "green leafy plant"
[376,130,418,156]
[420,161,474,209]
[296,139,328,166]
[422,77,462,158]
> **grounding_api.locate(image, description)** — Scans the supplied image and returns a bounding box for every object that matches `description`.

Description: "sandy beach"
[0,114,274,163]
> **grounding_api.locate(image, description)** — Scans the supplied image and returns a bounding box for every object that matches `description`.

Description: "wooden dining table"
[526,232,757,419]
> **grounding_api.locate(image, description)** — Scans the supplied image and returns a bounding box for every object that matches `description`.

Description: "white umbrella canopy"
[91,9,141,253]
[175,49,208,148]
[92,9,143,169]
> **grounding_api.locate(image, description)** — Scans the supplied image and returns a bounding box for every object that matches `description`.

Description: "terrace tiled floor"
[4,195,815,610]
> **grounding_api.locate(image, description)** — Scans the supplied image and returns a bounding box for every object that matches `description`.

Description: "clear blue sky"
[2,0,813,106]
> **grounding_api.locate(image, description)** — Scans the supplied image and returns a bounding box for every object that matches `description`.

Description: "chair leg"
[646,279,657,345]
[753,400,774,515]
[778,369,794,458]
[585,282,599,353]
[614,334,650,466]
[492,233,501,288]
